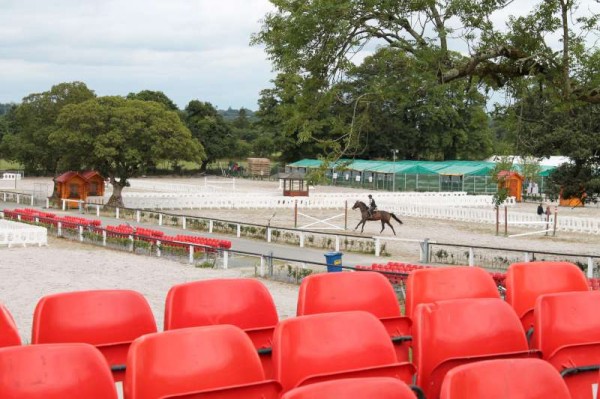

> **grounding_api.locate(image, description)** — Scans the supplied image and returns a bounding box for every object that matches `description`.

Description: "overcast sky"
[0,0,276,110]
[1,1,598,111]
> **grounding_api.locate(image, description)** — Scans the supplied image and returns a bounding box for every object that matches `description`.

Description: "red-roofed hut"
[54,171,105,208]
[497,171,524,202]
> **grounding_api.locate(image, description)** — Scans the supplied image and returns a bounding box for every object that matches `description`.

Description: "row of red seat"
[5,208,102,227]
[0,262,597,398]
[4,208,233,251]
[358,260,598,290]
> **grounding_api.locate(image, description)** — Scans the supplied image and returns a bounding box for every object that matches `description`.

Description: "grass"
[0,159,22,170]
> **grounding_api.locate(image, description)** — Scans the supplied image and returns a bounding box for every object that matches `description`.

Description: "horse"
[352,200,403,235]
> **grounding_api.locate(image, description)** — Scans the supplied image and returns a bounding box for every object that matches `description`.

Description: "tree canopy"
[254,0,600,200]
[0,82,96,175]
[51,96,205,206]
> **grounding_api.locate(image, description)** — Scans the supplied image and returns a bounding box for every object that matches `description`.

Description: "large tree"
[0,82,96,175]
[126,90,179,112]
[51,96,205,206]
[184,100,234,171]
[254,0,600,196]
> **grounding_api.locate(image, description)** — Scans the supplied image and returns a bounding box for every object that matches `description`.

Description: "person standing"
[537,203,544,221]
[545,205,552,221]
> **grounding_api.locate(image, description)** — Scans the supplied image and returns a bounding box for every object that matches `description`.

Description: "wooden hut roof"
[81,171,103,180]
[55,171,83,183]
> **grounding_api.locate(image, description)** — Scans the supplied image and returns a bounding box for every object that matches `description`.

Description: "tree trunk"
[106,178,126,208]
[561,0,571,97]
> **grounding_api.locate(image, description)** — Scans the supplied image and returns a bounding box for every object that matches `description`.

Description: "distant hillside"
[218,107,259,122]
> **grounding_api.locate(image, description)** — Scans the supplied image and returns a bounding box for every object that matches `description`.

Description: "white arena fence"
[1,189,598,235]
[0,219,47,247]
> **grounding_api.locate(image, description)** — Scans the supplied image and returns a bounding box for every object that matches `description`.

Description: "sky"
[0,0,276,110]
[0,1,598,111]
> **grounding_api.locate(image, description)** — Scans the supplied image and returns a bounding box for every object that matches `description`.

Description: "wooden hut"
[54,171,105,208]
[247,158,271,177]
[81,171,105,197]
[497,171,524,202]
[279,172,309,197]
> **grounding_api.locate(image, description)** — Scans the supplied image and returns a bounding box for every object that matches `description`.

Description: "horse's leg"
[354,220,362,231]
[388,221,396,235]
[380,220,385,233]
[360,220,366,233]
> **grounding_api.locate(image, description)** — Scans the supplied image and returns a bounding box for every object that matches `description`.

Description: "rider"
[367,194,377,217]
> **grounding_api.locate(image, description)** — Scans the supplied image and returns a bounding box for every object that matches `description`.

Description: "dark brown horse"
[352,200,403,235]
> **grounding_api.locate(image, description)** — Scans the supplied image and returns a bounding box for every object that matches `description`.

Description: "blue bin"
[324,252,343,272]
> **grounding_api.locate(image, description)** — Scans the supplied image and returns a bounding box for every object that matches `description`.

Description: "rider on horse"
[368,194,377,217]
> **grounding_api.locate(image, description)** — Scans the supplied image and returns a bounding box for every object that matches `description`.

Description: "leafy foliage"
[0,82,96,175]
[51,96,205,206]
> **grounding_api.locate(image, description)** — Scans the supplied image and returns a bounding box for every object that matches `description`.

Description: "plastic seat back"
[0,343,118,398]
[164,279,279,376]
[297,272,411,362]
[281,377,417,399]
[405,266,499,319]
[534,291,600,399]
[124,325,281,399]
[273,311,414,394]
[440,358,571,399]
[413,298,531,399]
[0,303,21,347]
[32,289,157,381]
[506,261,588,334]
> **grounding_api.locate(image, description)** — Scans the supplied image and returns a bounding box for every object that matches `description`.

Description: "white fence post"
[62,199,66,211]
[209,220,213,233]
[267,227,272,243]
[96,205,100,217]
[524,252,530,262]
[156,240,161,257]
[335,236,340,252]
[158,213,163,226]
[30,195,34,206]
[300,232,305,248]
[468,248,474,267]
[102,230,107,247]
[78,226,84,242]
[222,250,228,269]
[188,245,194,264]
[375,237,381,257]
[182,216,186,230]
[116,207,120,219]
[136,210,140,223]
[57,222,62,237]
[237,224,241,238]
[260,256,265,277]
[588,257,595,278]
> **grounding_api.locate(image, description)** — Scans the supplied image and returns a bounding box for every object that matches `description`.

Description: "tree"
[126,90,179,111]
[0,82,95,175]
[51,96,205,207]
[184,100,234,171]
[254,1,600,195]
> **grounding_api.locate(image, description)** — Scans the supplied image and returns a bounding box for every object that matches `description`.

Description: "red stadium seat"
[0,343,118,398]
[440,358,571,399]
[272,311,414,394]
[413,298,533,399]
[534,291,600,399]
[281,377,418,399]
[296,271,411,362]
[506,261,588,338]
[124,325,281,399]
[405,266,500,319]
[164,278,278,377]
[0,303,21,347]
[32,289,157,382]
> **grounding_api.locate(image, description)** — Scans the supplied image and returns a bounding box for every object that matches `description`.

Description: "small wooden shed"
[497,171,524,202]
[54,171,105,207]
[81,171,105,197]
[279,172,309,197]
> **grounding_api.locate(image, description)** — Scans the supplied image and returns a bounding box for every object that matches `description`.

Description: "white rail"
[0,219,47,247]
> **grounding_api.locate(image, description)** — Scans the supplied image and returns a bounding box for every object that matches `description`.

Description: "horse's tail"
[390,213,403,225]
